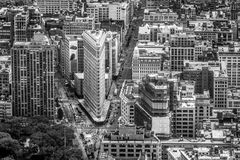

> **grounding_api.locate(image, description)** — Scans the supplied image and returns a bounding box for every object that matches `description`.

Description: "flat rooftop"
[120,80,138,101]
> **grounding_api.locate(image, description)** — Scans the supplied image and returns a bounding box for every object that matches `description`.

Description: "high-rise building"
[11,32,55,117]
[83,30,106,118]
[135,72,181,138]
[170,33,195,71]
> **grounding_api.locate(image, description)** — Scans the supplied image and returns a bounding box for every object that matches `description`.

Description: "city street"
[52,5,144,159]
[119,16,143,80]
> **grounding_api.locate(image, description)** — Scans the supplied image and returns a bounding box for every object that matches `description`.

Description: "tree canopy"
[0,116,82,160]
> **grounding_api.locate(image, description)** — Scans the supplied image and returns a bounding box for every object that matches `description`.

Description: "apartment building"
[63,15,95,35]
[169,33,195,71]
[100,125,162,160]
[11,32,55,117]
[218,45,240,87]
[37,0,73,14]
[83,30,106,118]
[132,42,169,82]
[143,9,178,23]
[119,80,138,125]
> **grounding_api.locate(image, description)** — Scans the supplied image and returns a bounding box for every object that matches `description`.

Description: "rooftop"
[83,30,106,46]
[144,8,177,15]
[103,125,160,142]
[180,101,195,109]
[183,60,223,71]
[133,43,167,58]
[138,24,150,34]
[74,73,84,79]
[14,32,51,47]
[0,56,11,62]
[227,88,240,100]
[161,137,229,145]
[167,148,183,159]
[120,80,138,101]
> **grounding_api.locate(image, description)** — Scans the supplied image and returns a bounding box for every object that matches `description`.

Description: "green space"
[0,116,83,160]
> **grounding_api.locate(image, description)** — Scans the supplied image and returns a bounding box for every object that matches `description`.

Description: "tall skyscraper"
[11,32,55,117]
[83,30,106,118]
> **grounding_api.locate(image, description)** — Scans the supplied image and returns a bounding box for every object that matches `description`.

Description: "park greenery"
[0,116,82,160]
